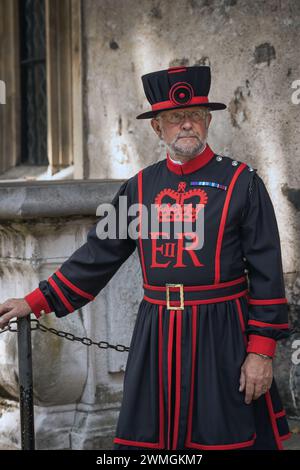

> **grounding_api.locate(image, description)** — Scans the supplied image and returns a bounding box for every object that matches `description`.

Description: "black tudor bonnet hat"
[136,65,226,119]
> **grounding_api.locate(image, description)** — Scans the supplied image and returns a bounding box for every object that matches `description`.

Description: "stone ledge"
[0,179,125,219]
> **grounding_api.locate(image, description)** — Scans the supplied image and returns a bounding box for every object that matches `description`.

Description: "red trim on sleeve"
[248,298,287,305]
[55,270,94,301]
[247,334,277,357]
[48,277,74,313]
[248,320,289,329]
[24,288,52,319]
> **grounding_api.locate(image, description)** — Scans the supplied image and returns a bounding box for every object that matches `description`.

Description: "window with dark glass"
[19,0,48,165]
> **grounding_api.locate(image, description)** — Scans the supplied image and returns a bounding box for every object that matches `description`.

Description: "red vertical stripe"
[214,163,247,284]
[137,170,148,284]
[172,311,182,449]
[235,297,248,348]
[158,305,165,448]
[185,305,197,445]
[265,391,284,450]
[167,310,175,450]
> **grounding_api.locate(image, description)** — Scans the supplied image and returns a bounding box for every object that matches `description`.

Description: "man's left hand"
[239,353,273,404]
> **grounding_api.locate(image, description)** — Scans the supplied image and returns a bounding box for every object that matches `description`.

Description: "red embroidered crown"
[154,182,208,222]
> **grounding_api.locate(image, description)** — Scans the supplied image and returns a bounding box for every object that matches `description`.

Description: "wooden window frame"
[0,0,84,179]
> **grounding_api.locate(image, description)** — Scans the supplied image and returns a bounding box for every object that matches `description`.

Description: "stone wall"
[0,181,142,449]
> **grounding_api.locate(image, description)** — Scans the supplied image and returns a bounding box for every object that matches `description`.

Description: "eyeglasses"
[158,109,209,124]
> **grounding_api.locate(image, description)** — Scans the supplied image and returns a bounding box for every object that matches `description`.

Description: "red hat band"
[152,96,209,112]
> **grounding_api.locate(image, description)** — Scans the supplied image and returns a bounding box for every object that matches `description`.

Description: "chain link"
[0,320,18,334]
[2,321,298,351]
[0,319,130,352]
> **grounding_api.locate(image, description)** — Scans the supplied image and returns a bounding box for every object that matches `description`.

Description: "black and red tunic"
[25,143,291,450]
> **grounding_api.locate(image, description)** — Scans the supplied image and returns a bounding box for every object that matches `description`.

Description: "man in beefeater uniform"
[0,66,291,450]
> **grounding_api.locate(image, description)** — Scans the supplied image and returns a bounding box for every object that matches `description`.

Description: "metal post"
[17,316,35,450]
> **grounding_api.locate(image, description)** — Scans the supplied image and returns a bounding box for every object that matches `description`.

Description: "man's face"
[151,106,212,159]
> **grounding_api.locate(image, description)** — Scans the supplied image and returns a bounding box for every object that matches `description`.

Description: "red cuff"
[24,288,52,319]
[247,334,277,358]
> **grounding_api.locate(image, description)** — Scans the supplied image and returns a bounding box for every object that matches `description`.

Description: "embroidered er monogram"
[150,182,207,268]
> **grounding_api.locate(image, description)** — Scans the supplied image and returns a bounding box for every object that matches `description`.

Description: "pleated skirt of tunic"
[113,296,291,451]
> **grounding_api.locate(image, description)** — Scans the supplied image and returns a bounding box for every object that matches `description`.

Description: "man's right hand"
[0,299,32,329]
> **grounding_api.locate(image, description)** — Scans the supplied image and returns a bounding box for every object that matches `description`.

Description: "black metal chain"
[2,320,298,349]
[0,319,130,352]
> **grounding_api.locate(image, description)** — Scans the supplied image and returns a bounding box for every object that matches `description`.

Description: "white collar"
[168,155,183,165]
[168,145,207,165]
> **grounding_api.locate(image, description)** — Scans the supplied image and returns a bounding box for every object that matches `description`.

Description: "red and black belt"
[143,275,249,309]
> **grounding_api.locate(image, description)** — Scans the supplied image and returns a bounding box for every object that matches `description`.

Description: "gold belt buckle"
[166,283,184,310]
